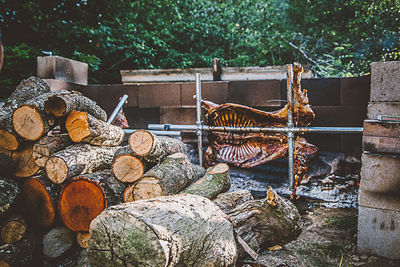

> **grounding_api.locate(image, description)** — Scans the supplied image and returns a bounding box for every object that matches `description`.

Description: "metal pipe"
[107,94,129,124]
[123,129,181,136]
[195,73,203,166]
[286,64,295,189]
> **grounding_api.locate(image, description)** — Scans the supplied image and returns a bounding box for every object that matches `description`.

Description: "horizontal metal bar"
[123,129,182,136]
[107,94,129,124]
[148,124,363,134]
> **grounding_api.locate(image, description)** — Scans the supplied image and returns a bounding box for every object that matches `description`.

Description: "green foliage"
[0,0,399,95]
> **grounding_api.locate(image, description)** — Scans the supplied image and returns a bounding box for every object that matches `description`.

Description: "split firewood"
[11,142,41,178]
[87,194,237,267]
[45,144,120,184]
[45,92,107,121]
[0,215,27,244]
[76,232,90,249]
[0,233,41,267]
[43,226,75,259]
[21,174,61,228]
[58,170,125,232]
[181,163,231,199]
[0,77,50,151]
[0,178,19,216]
[129,130,186,162]
[132,153,205,201]
[65,110,124,146]
[32,134,73,168]
[112,145,150,183]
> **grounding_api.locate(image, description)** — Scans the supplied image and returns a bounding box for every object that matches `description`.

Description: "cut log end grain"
[12,105,45,141]
[1,218,27,244]
[45,156,68,184]
[122,184,135,203]
[32,134,72,168]
[112,155,145,183]
[12,142,40,178]
[132,177,163,201]
[59,178,106,232]
[65,110,90,143]
[44,96,67,117]
[128,130,154,156]
[209,162,229,174]
[76,232,91,249]
[0,130,18,151]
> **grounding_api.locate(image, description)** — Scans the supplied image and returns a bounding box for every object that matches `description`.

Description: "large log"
[0,215,27,244]
[0,178,19,216]
[112,145,150,183]
[58,170,125,232]
[87,194,237,267]
[213,190,254,212]
[0,233,41,267]
[0,77,50,150]
[32,134,73,168]
[181,163,231,199]
[132,153,205,201]
[21,174,61,228]
[45,92,107,121]
[129,130,186,162]
[65,110,124,146]
[45,144,120,184]
[12,141,41,178]
[42,226,75,259]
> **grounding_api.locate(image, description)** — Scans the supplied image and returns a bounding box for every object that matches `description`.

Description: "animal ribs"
[202,63,318,199]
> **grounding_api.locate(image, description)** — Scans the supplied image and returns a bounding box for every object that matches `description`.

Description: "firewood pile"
[0,77,302,267]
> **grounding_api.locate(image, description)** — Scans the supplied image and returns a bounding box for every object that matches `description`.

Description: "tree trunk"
[45,144,120,184]
[65,110,124,146]
[12,141,41,178]
[181,163,231,199]
[132,153,205,200]
[112,145,150,183]
[43,226,75,259]
[0,77,50,151]
[0,233,41,267]
[0,178,19,216]
[129,130,186,162]
[76,232,90,249]
[213,190,254,213]
[0,215,27,244]
[87,194,237,267]
[45,92,107,121]
[32,134,73,167]
[21,174,61,228]
[58,170,125,232]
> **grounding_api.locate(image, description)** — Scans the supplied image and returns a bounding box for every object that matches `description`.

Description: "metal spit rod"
[107,94,129,124]
[286,64,295,189]
[195,73,204,166]
[123,129,182,136]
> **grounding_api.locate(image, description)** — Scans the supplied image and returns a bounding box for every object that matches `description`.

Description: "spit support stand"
[195,73,203,166]
[286,64,295,190]
[107,94,129,124]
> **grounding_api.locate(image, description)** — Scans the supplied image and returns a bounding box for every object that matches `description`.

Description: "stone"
[371,61,400,102]
[368,102,400,120]
[358,187,400,211]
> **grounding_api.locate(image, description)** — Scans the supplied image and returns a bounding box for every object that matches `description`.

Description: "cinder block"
[228,80,281,107]
[37,56,88,85]
[368,102,400,120]
[363,136,400,154]
[371,61,400,102]
[138,83,180,108]
[160,106,197,125]
[364,120,400,137]
[301,78,340,106]
[357,206,400,259]
[44,79,82,92]
[360,152,400,193]
[359,187,400,211]
[181,81,229,105]
[340,76,370,105]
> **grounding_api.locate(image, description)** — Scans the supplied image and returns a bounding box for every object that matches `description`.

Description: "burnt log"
[0,178,19,216]
[0,77,50,150]
[43,226,75,259]
[181,163,231,199]
[58,170,125,232]
[129,130,186,162]
[87,194,237,267]
[65,110,124,146]
[45,144,120,184]
[32,134,73,168]
[0,215,27,244]
[112,145,150,183]
[132,153,205,201]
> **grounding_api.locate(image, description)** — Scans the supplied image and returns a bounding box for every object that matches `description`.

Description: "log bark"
[0,178,19,216]
[45,144,120,184]
[181,163,231,199]
[213,190,254,213]
[43,226,75,259]
[45,92,107,121]
[0,233,41,267]
[21,174,61,228]
[11,141,41,178]
[65,110,124,146]
[58,170,125,232]
[32,134,73,168]
[0,77,50,150]
[112,145,150,183]
[132,153,205,200]
[76,232,90,249]
[0,215,27,244]
[87,194,237,267]
[129,130,186,162]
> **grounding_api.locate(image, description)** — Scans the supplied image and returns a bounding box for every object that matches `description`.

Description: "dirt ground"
[241,201,400,267]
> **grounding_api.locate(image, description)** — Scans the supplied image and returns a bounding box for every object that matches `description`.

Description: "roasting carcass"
[203,63,317,199]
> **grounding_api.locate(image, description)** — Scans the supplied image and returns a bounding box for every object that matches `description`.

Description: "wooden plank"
[138,83,180,108]
[228,80,281,107]
[181,82,229,105]
[160,106,197,125]
[363,120,400,138]
[340,76,370,105]
[363,135,400,154]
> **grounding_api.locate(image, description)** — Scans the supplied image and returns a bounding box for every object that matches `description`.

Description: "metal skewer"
[107,94,129,124]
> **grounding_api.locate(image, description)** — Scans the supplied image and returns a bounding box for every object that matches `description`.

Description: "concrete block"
[228,80,281,107]
[44,79,82,92]
[359,187,400,211]
[301,78,340,106]
[368,102,400,120]
[363,136,400,154]
[360,152,400,194]
[371,61,400,101]
[357,206,400,259]
[138,83,180,108]
[181,81,229,105]
[339,76,370,105]
[364,120,400,138]
[37,56,88,85]
[160,106,197,125]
